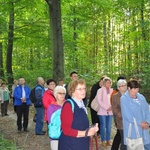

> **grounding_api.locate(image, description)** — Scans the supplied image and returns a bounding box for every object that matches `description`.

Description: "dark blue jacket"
[34,84,45,107]
[58,99,90,150]
[14,85,31,106]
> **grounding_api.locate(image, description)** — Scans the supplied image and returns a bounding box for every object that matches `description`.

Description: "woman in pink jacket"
[97,77,113,147]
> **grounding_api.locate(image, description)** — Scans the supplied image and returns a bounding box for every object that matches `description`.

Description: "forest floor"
[0,101,115,150]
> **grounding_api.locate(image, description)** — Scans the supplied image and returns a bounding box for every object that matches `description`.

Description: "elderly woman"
[0,83,11,116]
[47,85,66,150]
[97,77,113,147]
[112,79,127,150]
[121,79,150,150]
[58,79,98,150]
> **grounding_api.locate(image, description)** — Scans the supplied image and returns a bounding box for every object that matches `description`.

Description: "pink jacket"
[97,86,113,115]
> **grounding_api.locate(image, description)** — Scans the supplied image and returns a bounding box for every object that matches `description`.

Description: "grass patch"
[0,134,21,150]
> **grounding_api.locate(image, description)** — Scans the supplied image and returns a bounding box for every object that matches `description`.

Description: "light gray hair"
[37,77,43,82]
[54,85,66,98]
[117,79,127,89]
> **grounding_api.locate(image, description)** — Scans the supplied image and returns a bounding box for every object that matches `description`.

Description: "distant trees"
[0,0,150,100]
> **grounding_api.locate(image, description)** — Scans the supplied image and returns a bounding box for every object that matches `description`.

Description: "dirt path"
[0,102,49,150]
[0,102,114,150]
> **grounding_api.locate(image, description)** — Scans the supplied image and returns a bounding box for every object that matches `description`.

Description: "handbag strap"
[127,117,140,138]
[133,117,140,138]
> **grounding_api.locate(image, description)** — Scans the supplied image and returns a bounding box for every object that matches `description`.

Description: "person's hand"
[107,106,112,111]
[21,98,26,102]
[140,122,149,130]
[87,123,99,136]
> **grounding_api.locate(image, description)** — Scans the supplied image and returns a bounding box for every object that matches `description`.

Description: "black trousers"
[111,129,121,150]
[90,108,100,134]
[1,100,9,116]
[16,104,29,130]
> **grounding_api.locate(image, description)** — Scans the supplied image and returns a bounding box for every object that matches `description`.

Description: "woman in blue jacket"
[121,79,150,150]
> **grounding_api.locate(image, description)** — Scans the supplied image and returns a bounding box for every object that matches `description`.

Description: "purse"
[126,117,144,150]
[91,96,99,112]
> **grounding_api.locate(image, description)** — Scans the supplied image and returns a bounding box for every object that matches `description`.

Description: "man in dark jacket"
[34,77,46,135]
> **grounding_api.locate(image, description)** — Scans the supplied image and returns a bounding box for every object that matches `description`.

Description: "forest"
[0,0,150,100]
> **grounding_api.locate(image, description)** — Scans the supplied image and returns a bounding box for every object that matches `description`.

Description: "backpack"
[48,99,74,139]
[30,87,36,103]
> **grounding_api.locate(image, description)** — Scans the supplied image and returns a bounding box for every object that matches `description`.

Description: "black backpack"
[30,87,36,103]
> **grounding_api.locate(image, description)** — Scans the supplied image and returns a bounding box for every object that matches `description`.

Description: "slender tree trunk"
[6,2,14,88]
[45,0,64,81]
[103,21,108,72]
[0,42,4,79]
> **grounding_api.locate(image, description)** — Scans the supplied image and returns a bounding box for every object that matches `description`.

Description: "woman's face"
[104,80,111,88]
[48,82,56,91]
[1,84,6,88]
[118,83,127,93]
[128,87,139,98]
[72,84,86,100]
[56,90,66,102]
[99,80,103,87]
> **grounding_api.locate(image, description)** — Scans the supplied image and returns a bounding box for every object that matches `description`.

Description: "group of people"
[0,71,98,150]
[89,76,150,150]
[1,73,150,150]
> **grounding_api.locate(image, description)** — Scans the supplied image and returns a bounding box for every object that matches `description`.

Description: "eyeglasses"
[49,83,56,86]
[57,92,66,95]
[119,85,127,87]
[76,88,86,91]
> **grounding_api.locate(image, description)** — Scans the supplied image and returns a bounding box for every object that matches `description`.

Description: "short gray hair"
[117,79,127,89]
[54,85,66,98]
[37,77,43,82]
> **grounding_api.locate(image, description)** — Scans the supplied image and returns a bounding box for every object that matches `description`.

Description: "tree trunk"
[0,42,4,79]
[45,0,64,81]
[6,2,14,88]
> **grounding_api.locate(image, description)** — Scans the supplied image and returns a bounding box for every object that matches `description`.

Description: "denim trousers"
[99,115,112,141]
[35,107,44,134]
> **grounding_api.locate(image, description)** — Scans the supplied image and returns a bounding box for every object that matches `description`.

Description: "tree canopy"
[0,0,150,99]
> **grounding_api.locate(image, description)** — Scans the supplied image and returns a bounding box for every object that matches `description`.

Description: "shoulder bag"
[91,96,99,112]
[126,117,144,150]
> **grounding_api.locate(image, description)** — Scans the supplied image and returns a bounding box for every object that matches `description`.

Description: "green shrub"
[0,134,21,150]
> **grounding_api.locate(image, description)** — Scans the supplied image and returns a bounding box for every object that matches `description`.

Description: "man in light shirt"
[14,77,31,132]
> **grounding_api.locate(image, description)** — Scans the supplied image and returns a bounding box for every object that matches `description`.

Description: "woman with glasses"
[121,79,150,150]
[112,79,127,150]
[97,77,113,147]
[58,79,98,150]
[42,79,56,123]
[47,85,66,150]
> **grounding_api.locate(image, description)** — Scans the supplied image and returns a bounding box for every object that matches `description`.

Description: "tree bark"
[0,42,4,79]
[45,0,64,81]
[6,2,14,88]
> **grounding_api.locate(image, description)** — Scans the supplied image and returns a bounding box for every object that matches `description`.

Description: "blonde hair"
[68,79,86,96]
[103,77,112,85]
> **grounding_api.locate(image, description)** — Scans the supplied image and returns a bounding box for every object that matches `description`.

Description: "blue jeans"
[99,115,112,141]
[35,107,44,134]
